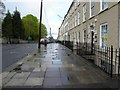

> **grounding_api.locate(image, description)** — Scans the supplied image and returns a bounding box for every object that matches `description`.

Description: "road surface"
[2,43,39,71]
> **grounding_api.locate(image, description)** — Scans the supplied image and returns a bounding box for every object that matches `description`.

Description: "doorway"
[90,26,95,53]
[91,30,94,53]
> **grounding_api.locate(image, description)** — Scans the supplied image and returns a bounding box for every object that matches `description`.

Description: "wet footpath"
[1,43,120,89]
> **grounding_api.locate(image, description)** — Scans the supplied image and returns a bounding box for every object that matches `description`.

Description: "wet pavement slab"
[24,78,44,86]
[2,43,120,89]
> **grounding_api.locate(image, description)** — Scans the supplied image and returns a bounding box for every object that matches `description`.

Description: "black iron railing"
[76,42,120,78]
[59,40,73,51]
[59,41,120,79]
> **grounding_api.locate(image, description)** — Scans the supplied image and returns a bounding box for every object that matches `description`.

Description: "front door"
[91,30,94,53]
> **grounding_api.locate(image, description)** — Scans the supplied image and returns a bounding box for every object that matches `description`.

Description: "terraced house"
[58,0,120,76]
[58,0,120,49]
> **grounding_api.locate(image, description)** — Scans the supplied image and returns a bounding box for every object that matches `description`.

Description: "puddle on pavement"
[41,61,53,65]
[53,61,62,65]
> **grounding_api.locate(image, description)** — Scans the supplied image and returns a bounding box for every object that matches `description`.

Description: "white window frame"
[78,1,80,5]
[76,0,80,6]
[83,30,84,43]
[76,32,77,43]
[83,3,86,22]
[100,0,108,11]
[100,23,108,48]
[78,12,80,25]
[71,18,72,29]
[75,15,77,26]
[64,22,68,32]
[72,18,74,28]
[90,0,94,17]
[68,23,70,31]
[77,32,79,42]
[74,2,77,9]
[82,30,86,43]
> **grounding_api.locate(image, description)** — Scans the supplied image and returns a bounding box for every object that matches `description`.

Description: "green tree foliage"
[2,10,13,41]
[22,14,39,40]
[22,14,47,41]
[41,24,47,38]
[2,11,47,41]
[13,9,23,39]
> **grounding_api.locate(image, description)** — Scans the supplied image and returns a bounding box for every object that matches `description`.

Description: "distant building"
[58,0,120,49]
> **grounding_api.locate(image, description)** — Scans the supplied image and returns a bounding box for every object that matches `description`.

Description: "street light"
[38,0,43,49]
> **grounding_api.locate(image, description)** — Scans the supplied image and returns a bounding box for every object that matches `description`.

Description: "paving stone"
[45,71,60,78]
[59,67,66,71]
[21,64,34,72]
[24,78,44,86]
[43,77,62,86]
[25,62,39,68]
[76,71,93,84]
[5,78,26,86]
[67,74,80,84]
[41,61,52,65]
[12,72,30,79]
[35,55,45,59]
[52,61,62,65]
[86,71,107,83]
[52,60,61,61]
[86,68,110,82]
[42,64,63,68]
[2,72,9,79]
[60,67,73,72]
[2,43,119,88]
[47,67,60,72]
[34,58,41,60]
[72,66,86,71]
[77,76,92,84]
[40,67,47,72]
[60,71,69,78]
[29,72,45,78]
[61,77,72,85]
[33,68,41,72]
[45,56,52,59]
[2,72,16,86]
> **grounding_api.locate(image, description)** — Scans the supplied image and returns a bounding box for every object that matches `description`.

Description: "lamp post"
[38,0,43,49]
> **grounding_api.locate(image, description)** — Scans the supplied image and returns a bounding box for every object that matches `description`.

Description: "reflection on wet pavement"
[2,43,118,88]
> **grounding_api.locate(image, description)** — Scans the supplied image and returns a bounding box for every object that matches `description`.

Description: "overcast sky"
[3,0,73,39]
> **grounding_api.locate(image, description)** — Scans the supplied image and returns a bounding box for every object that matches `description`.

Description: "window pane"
[78,12,80,25]
[91,0,94,16]
[100,24,108,48]
[102,0,108,10]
